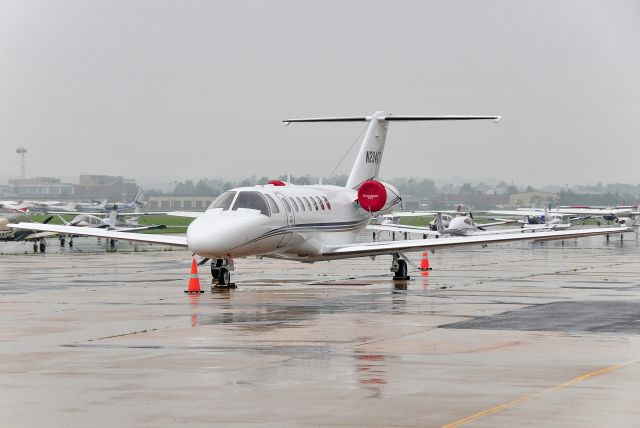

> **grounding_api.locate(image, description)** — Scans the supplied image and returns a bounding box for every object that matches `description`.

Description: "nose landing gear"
[211,258,236,288]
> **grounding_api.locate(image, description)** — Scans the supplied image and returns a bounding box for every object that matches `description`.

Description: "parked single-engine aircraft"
[1,213,57,252]
[51,190,144,215]
[10,111,629,286]
[369,211,519,239]
[0,201,30,213]
[552,206,640,228]
[55,204,166,248]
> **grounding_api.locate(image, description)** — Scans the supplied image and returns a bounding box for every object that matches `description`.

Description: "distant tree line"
[144,176,640,207]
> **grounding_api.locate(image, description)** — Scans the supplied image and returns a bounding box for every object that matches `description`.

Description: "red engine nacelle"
[357,180,401,213]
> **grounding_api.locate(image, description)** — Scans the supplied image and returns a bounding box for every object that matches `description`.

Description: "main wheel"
[394,259,408,280]
[217,267,230,286]
[33,242,38,253]
[69,239,73,248]
[39,241,46,253]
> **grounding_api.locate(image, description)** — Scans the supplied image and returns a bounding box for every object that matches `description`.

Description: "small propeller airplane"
[369,206,518,239]
[1,212,58,252]
[0,201,30,213]
[9,111,629,286]
[55,204,167,248]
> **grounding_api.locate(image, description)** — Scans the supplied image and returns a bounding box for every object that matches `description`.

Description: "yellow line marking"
[442,358,640,428]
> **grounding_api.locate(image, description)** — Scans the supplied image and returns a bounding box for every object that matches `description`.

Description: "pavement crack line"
[441,357,640,428]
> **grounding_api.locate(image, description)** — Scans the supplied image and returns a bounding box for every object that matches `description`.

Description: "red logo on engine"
[357,180,387,212]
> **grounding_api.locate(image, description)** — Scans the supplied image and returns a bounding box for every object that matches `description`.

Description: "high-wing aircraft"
[10,111,628,286]
[552,206,640,228]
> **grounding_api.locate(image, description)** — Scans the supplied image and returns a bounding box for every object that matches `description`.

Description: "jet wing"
[322,226,627,260]
[9,223,188,247]
[367,224,440,237]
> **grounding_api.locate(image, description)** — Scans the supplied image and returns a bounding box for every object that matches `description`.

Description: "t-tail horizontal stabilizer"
[283,111,500,189]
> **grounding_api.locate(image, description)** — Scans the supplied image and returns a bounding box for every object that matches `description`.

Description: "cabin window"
[281,197,292,212]
[310,197,319,210]
[322,196,331,210]
[231,191,270,216]
[289,197,299,212]
[316,196,325,210]
[302,197,312,211]
[208,191,236,210]
[296,197,305,211]
[265,194,280,214]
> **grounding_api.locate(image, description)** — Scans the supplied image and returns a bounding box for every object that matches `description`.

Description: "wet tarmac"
[1,235,640,427]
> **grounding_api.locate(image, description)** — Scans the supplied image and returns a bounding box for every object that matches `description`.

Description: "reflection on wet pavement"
[0,236,639,427]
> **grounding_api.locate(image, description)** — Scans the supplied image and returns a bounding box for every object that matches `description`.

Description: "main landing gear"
[211,258,236,288]
[33,239,46,253]
[391,253,410,281]
[59,235,74,248]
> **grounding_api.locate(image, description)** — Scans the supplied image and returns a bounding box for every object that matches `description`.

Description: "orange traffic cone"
[420,252,432,271]
[185,258,204,293]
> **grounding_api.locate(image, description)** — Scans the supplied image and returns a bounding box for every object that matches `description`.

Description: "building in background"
[147,195,217,211]
[9,177,74,198]
[73,175,138,201]
[509,191,558,208]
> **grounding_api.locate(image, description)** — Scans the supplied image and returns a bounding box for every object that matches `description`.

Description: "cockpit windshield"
[232,191,270,216]
[207,191,236,210]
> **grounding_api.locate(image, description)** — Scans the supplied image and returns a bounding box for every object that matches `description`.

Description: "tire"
[33,243,38,253]
[40,242,46,253]
[394,259,408,279]
[217,267,230,285]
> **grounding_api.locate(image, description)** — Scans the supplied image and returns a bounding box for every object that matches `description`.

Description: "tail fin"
[107,205,118,227]
[435,212,445,234]
[283,111,501,189]
[133,188,144,206]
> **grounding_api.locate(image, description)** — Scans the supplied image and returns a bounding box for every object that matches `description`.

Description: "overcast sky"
[1,0,639,187]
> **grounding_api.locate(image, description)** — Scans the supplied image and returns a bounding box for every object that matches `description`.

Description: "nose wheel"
[211,259,236,288]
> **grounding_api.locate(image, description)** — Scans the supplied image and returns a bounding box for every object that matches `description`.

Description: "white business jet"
[10,111,628,286]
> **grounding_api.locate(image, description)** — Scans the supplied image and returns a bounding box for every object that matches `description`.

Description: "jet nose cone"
[186,211,269,258]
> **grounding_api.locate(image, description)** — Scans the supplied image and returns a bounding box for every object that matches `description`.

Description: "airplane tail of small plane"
[107,206,118,227]
[283,111,501,189]
[435,212,445,234]
[134,189,145,207]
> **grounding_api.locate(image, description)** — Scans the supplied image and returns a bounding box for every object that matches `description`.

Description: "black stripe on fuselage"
[239,218,370,247]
